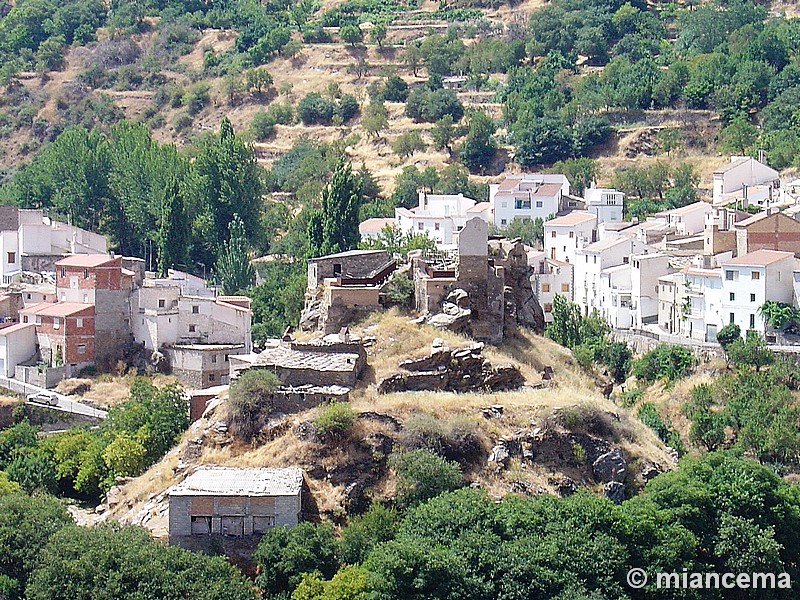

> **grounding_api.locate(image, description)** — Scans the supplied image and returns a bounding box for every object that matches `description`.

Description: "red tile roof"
[722,249,795,267]
[20,302,94,317]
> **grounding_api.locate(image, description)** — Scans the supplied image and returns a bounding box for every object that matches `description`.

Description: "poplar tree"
[215,214,254,294]
[307,158,361,257]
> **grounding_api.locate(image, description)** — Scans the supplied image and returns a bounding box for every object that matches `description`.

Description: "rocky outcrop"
[378,340,525,394]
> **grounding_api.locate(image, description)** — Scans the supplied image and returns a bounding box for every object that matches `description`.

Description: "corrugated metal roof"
[170,466,304,497]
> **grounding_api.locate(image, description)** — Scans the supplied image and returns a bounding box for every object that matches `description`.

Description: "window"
[501,219,507,226]
[750,293,756,302]
[77,344,86,355]
[725,270,734,281]
[158,299,166,308]
[501,202,507,208]
[192,305,199,314]
[751,271,760,280]
[730,313,735,324]
[750,314,756,328]
[535,201,543,208]
[434,222,440,231]
[418,222,424,230]
[189,324,196,333]
[76,318,83,328]
[7,252,15,264]
[561,283,570,292]
[544,303,553,313]
[60,267,66,277]
[211,354,217,363]
[225,354,230,362]
[542,283,551,293]
[514,199,531,210]
[569,231,574,239]
[551,231,556,238]
[22,316,28,323]
[729,293,735,301]
[53,318,60,330]
[83,268,89,279]
[26,293,30,300]
[209,374,216,382]
[35,315,41,325]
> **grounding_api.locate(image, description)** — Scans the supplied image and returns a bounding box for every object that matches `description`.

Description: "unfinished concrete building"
[168,467,303,546]
[301,249,396,333]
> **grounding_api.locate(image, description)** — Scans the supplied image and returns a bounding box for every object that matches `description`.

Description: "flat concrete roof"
[170,466,304,497]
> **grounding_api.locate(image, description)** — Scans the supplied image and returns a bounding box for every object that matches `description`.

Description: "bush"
[182,83,210,115]
[382,75,409,102]
[401,413,484,465]
[250,111,275,141]
[632,344,693,383]
[314,402,357,440]
[638,402,685,455]
[405,88,464,123]
[383,272,415,309]
[297,92,336,125]
[716,323,741,349]
[228,369,280,442]
[336,94,360,123]
[389,449,463,507]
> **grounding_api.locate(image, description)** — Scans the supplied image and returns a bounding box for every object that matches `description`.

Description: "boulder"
[592,448,627,483]
[603,481,626,504]
[488,443,511,466]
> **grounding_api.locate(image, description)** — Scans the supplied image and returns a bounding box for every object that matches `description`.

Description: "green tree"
[215,214,254,295]
[459,111,497,173]
[307,158,361,256]
[716,323,742,350]
[431,115,457,154]
[339,503,399,565]
[632,344,694,382]
[548,158,599,197]
[727,330,774,372]
[391,131,426,158]
[100,433,148,479]
[720,116,758,155]
[389,449,463,508]
[0,494,71,594]
[26,523,256,600]
[340,25,362,46]
[370,23,387,47]
[227,369,280,442]
[362,102,388,139]
[157,179,188,276]
[245,68,274,95]
[254,523,339,597]
[190,118,264,266]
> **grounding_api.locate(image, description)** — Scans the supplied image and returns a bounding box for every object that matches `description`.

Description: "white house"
[720,249,796,334]
[131,271,252,354]
[712,157,780,206]
[544,211,597,264]
[599,263,633,328]
[584,186,624,224]
[630,253,675,328]
[0,206,107,284]
[491,174,570,227]
[395,192,480,246]
[0,323,36,377]
[574,235,653,318]
[529,250,574,320]
[651,202,713,236]
[680,268,724,342]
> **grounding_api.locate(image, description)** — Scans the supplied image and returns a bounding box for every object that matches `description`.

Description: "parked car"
[26,392,59,406]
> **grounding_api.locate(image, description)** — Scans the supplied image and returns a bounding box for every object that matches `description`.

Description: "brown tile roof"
[722,249,795,267]
[531,182,563,197]
[20,302,94,317]
[55,254,116,268]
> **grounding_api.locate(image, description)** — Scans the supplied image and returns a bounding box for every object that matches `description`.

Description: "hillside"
[3,0,787,198]
[104,312,675,539]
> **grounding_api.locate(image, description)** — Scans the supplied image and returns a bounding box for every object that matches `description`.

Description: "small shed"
[168,466,303,543]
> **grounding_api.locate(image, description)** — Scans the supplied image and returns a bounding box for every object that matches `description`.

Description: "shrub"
[638,402,685,455]
[402,413,484,465]
[314,402,357,440]
[383,272,415,309]
[632,344,693,383]
[297,92,335,125]
[405,88,464,123]
[336,94,360,123]
[382,75,409,102]
[716,323,741,349]
[389,449,462,507]
[182,83,210,115]
[227,369,280,442]
[250,111,275,141]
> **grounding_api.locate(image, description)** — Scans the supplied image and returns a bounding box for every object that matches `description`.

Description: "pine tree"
[307,158,361,257]
[157,179,188,277]
[215,214,254,295]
